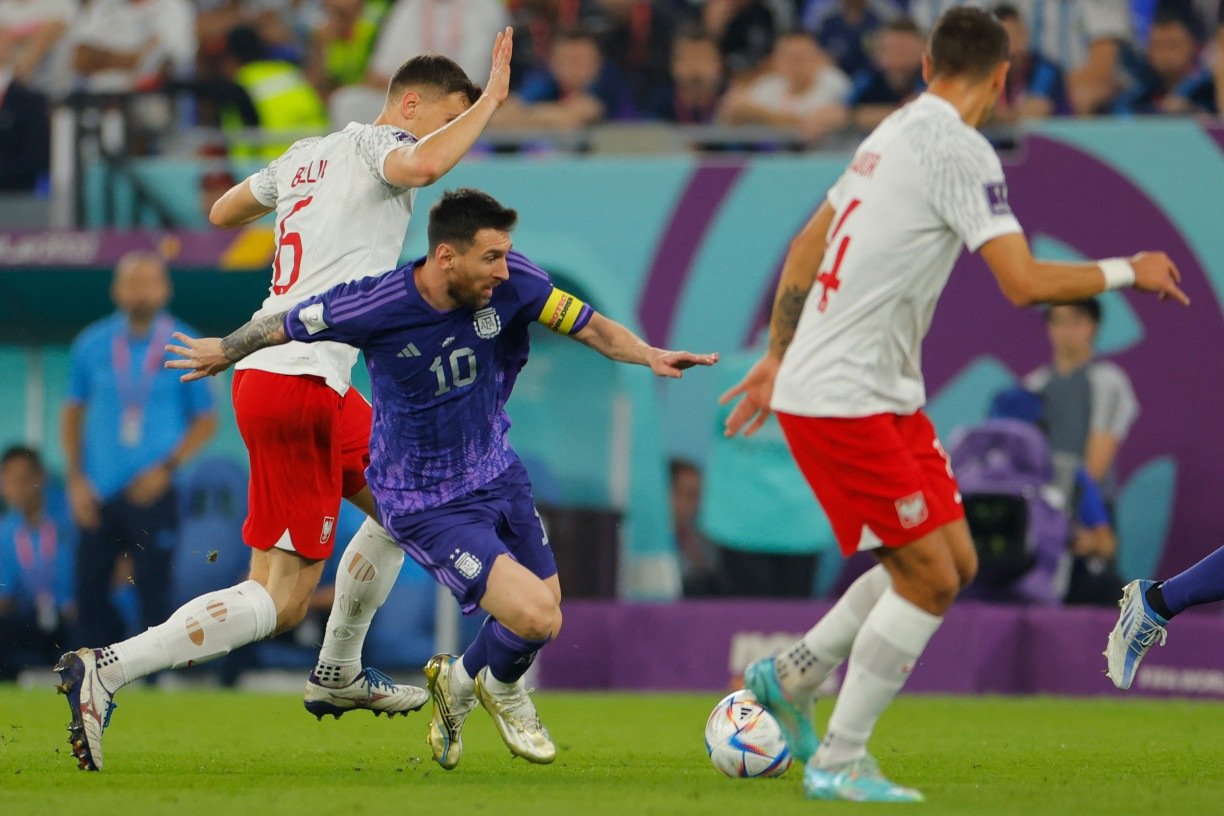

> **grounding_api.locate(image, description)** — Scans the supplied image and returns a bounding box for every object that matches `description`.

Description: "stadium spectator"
[196,0,307,70]
[1023,299,1137,605]
[68,0,197,92]
[0,446,76,681]
[801,0,901,78]
[1114,11,1217,114]
[589,0,678,109]
[306,0,388,100]
[719,31,850,141]
[0,68,51,191]
[846,16,925,130]
[906,1,1133,115]
[215,26,328,158]
[644,29,727,123]
[0,0,75,97]
[669,459,725,596]
[61,251,217,649]
[993,3,1066,120]
[495,29,636,129]
[703,0,782,77]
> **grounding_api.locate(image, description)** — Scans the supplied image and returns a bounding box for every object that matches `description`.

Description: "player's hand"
[1130,251,1189,305]
[67,473,101,530]
[720,354,780,438]
[165,332,233,381]
[484,26,513,106]
[650,349,719,379]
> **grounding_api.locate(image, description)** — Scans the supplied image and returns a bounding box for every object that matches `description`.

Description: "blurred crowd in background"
[3,0,1224,191]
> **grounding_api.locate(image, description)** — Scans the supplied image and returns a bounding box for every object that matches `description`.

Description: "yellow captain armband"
[536,288,590,335]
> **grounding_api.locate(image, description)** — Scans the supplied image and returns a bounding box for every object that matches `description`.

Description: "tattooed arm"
[165,312,290,382]
[720,201,835,437]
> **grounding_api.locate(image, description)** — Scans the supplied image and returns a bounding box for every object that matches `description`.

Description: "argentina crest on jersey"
[473,307,501,339]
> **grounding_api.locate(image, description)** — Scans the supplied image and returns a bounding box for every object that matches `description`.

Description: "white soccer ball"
[704,689,793,778]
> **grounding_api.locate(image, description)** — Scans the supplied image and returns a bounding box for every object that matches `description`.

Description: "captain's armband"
[536,288,593,335]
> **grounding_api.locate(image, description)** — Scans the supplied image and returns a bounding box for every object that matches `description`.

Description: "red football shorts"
[776,410,964,557]
[232,369,371,560]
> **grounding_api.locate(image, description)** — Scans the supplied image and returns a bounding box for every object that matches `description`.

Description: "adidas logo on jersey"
[397,342,421,358]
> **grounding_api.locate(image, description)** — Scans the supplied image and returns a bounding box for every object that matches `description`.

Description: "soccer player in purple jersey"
[1106,548,1224,690]
[167,188,719,768]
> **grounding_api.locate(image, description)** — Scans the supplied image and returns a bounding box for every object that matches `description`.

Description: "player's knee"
[957,549,979,588]
[510,593,560,641]
[273,598,310,634]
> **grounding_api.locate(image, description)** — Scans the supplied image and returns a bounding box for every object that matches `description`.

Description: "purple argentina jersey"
[283,250,594,515]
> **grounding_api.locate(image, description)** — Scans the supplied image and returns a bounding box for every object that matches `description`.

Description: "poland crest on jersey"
[473,307,501,339]
[895,492,928,529]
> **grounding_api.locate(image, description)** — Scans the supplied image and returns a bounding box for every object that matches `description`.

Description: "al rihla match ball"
[704,689,793,778]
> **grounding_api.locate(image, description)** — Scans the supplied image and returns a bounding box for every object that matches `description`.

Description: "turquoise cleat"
[742,657,819,763]
[803,754,924,803]
[1105,579,1169,691]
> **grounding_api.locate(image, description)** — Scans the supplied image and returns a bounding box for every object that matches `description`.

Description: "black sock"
[1145,581,1175,621]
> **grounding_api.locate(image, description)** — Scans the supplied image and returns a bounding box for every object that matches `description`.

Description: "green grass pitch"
[1,685,1222,815]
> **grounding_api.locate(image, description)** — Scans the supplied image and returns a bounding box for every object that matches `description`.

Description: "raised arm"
[165,312,289,381]
[571,312,718,378]
[979,232,1189,307]
[382,28,514,188]
[720,200,834,437]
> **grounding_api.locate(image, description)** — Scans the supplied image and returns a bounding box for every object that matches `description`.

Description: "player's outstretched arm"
[165,312,290,381]
[209,178,275,228]
[980,233,1190,307]
[721,200,834,438]
[382,27,514,188]
[571,313,718,378]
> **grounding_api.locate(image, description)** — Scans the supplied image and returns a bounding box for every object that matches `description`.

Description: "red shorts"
[232,369,371,560]
[776,410,964,557]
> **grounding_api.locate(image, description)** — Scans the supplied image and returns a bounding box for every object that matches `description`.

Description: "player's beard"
[448,279,493,310]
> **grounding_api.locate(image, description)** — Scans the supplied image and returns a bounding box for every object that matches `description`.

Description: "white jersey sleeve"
[921,129,1022,252]
[247,160,280,208]
[350,123,417,189]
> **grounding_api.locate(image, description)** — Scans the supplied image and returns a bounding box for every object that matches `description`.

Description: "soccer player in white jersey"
[721,8,1188,803]
[53,30,516,772]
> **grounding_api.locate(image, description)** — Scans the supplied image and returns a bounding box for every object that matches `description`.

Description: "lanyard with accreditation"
[112,315,174,448]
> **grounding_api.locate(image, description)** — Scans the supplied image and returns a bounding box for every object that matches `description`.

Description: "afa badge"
[473,307,501,339]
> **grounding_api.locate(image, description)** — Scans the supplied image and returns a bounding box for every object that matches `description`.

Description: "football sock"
[450,653,475,696]
[460,617,493,679]
[103,580,277,690]
[1152,544,1224,618]
[816,588,941,767]
[1145,583,1174,622]
[775,565,891,699]
[479,619,548,685]
[314,519,404,687]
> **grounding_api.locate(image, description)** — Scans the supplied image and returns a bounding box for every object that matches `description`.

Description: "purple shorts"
[382,459,556,614]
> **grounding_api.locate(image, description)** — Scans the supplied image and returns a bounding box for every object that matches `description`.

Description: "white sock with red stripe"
[774,565,891,699]
[101,580,277,690]
[313,519,404,687]
[815,588,942,767]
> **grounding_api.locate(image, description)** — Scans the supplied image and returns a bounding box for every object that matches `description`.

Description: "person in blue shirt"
[994,4,1068,120]
[802,0,901,79]
[847,16,926,130]
[60,251,217,649]
[0,446,76,680]
[1114,11,1217,114]
[167,188,718,770]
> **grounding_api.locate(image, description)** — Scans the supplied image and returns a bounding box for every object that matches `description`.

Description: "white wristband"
[1098,258,1135,290]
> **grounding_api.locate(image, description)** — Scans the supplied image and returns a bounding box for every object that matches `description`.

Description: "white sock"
[815,588,942,767]
[103,580,277,690]
[775,565,891,699]
[481,670,517,695]
[451,656,475,695]
[313,519,403,687]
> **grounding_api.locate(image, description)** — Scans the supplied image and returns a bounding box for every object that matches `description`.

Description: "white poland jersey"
[235,122,418,395]
[771,93,1023,419]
